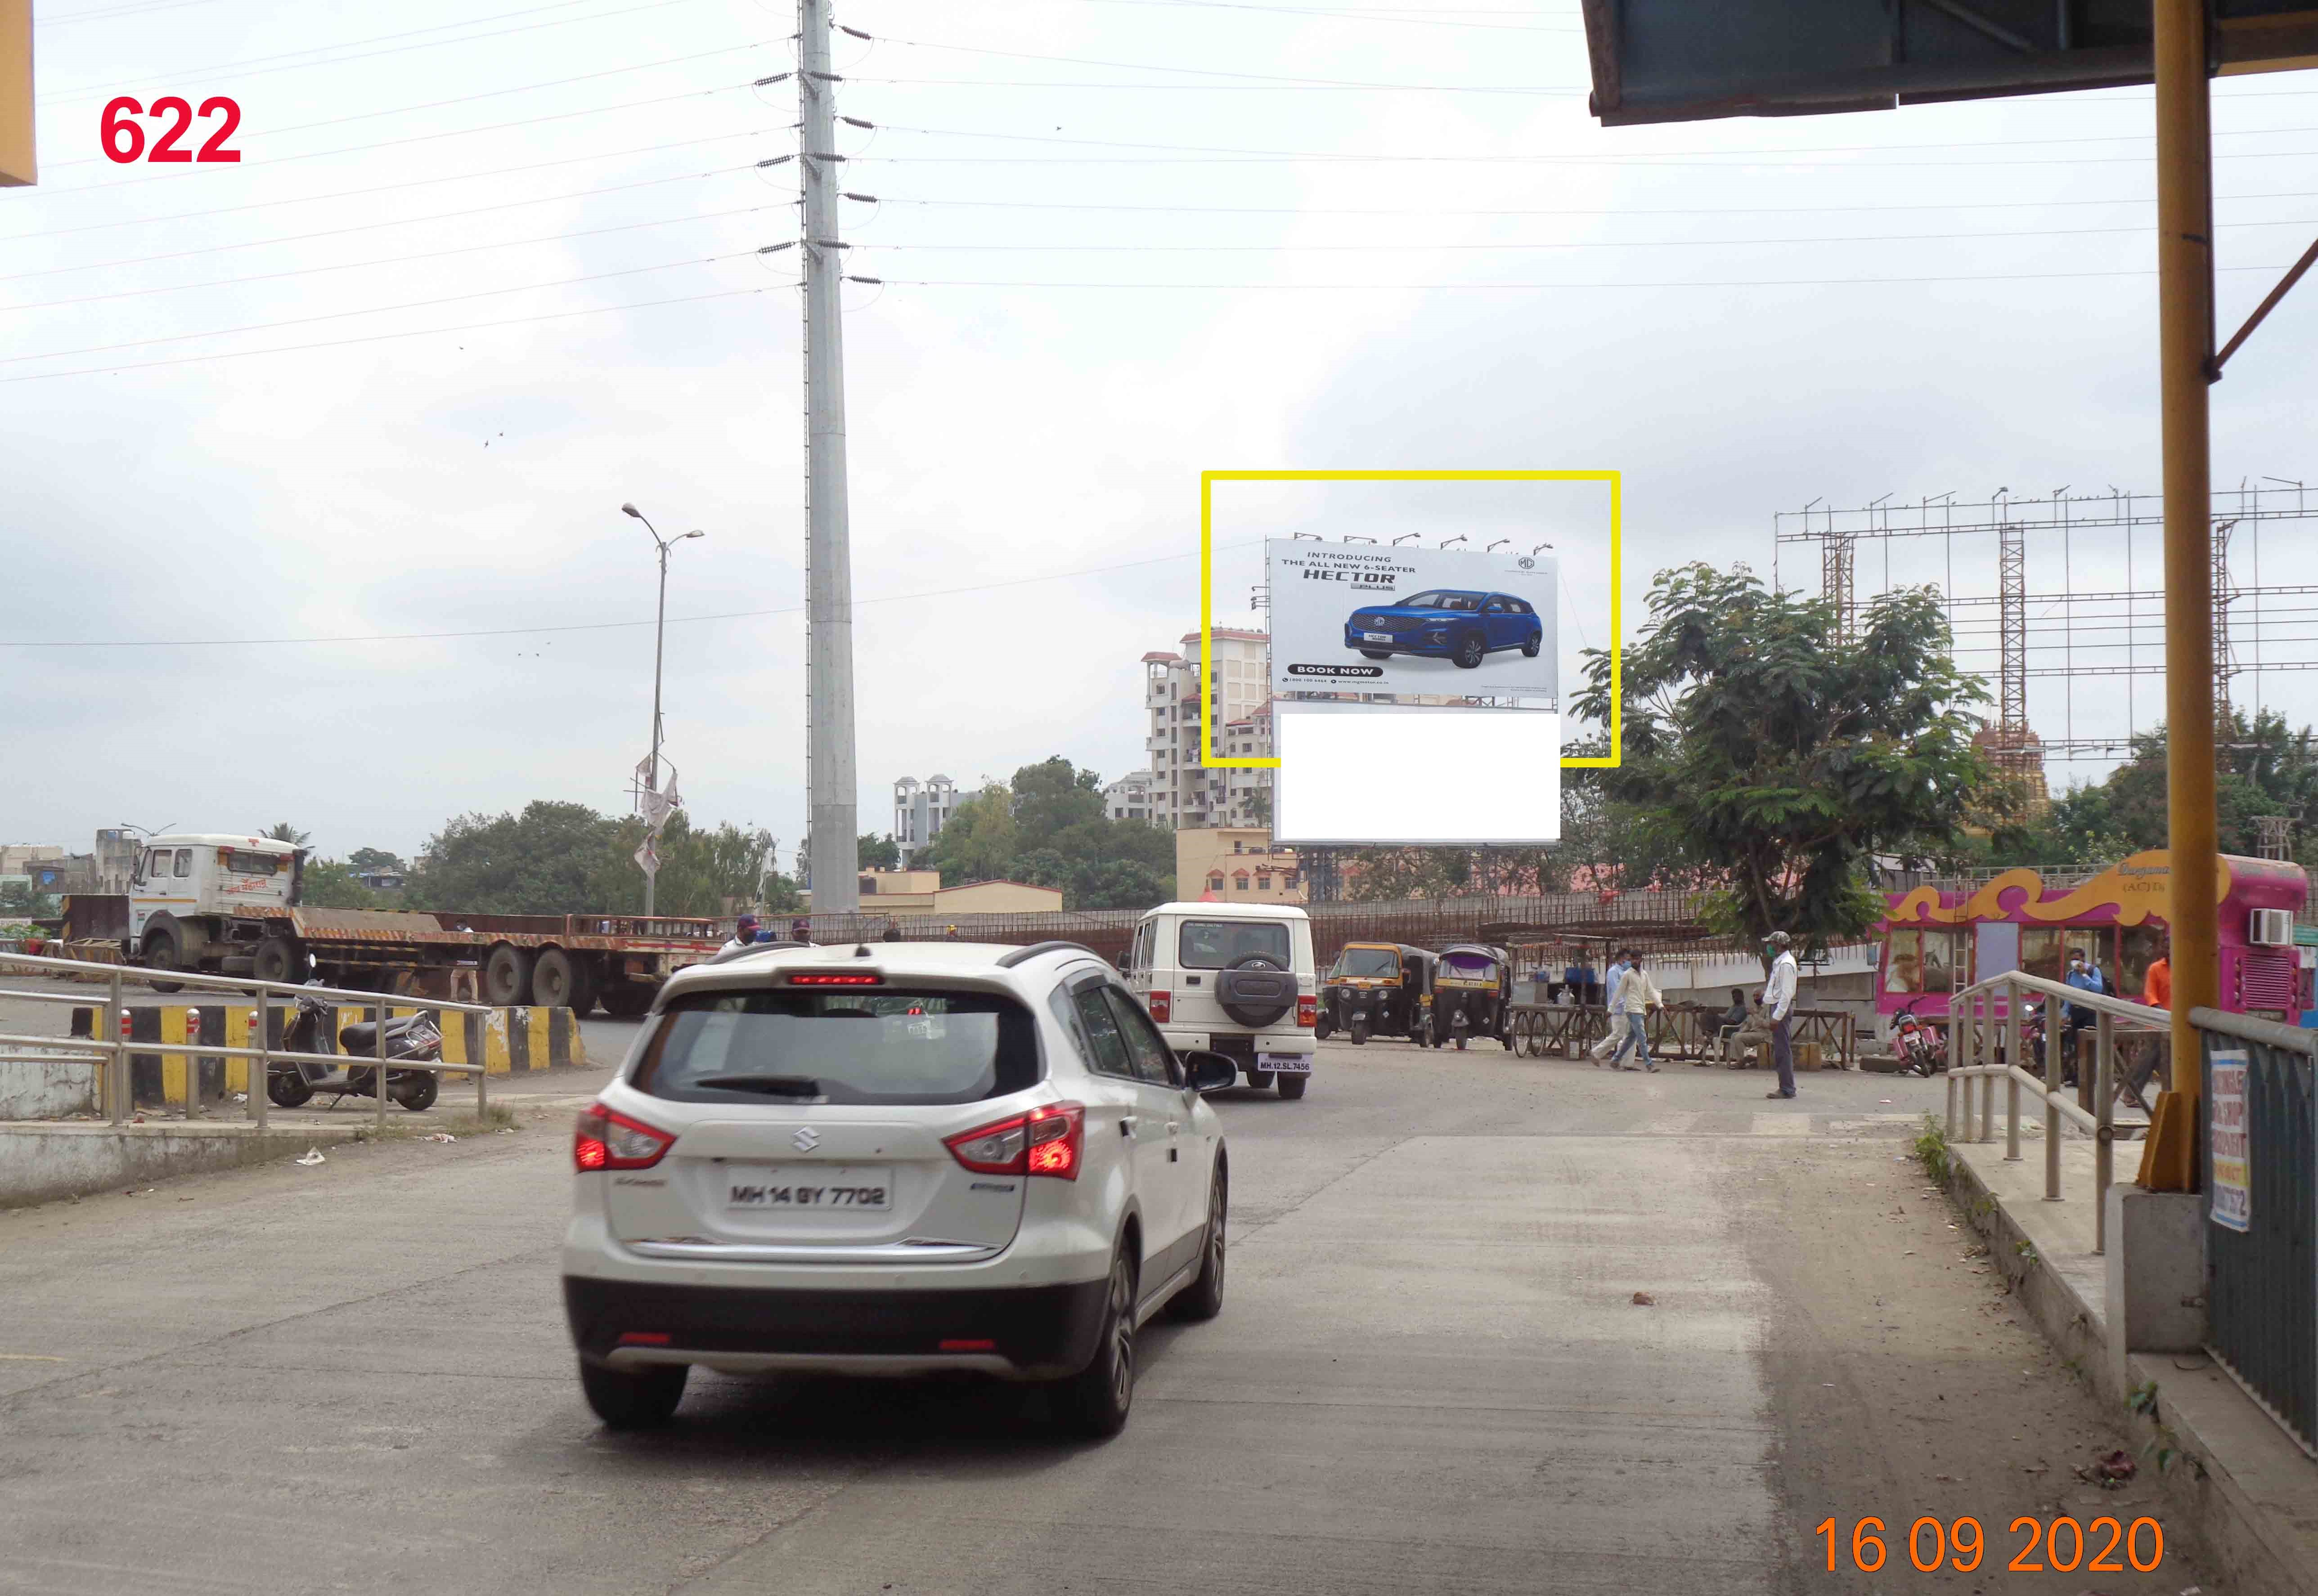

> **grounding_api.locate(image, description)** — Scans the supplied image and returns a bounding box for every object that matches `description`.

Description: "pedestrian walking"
[1606,955,1662,1072]
[1591,947,1634,1063]
[1763,931,1800,1099]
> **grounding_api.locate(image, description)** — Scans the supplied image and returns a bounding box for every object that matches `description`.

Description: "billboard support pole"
[2143,0,2216,1191]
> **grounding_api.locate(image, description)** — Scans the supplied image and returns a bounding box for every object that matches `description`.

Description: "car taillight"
[945,1102,1084,1181]
[1147,990,1171,1023]
[1297,993,1317,1027]
[574,1102,675,1172]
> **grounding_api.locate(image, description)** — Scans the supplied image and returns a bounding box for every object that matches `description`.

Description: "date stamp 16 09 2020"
[1816,1515,2165,1576]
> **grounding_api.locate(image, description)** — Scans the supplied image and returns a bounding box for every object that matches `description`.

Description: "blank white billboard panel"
[1272,706,1561,847]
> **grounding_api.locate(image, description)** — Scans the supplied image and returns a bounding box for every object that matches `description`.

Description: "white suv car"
[561,938,1235,1438]
[1126,902,1317,1098]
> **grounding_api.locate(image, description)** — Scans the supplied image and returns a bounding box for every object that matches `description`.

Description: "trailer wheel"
[483,944,535,1008]
[252,937,305,986]
[566,955,600,1017]
[600,980,653,1019]
[532,948,582,1010]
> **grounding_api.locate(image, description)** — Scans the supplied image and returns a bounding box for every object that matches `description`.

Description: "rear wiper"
[694,1073,825,1097]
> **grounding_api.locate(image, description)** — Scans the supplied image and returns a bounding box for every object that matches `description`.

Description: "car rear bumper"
[563,1275,1112,1380]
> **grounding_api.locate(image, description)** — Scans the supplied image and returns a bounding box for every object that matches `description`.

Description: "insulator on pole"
[759,242,798,253]
[840,24,871,38]
[841,116,874,129]
[757,155,796,167]
[845,275,882,284]
[755,73,793,85]
[843,192,878,202]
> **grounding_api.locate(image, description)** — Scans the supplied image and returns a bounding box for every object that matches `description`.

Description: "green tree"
[405,801,624,915]
[298,859,382,909]
[262,822,311,846]
[1011,756,1106,850]
[921,784,1021,883]
[347,847,404,873]
[858,832,902,871]
[1573,563,1990,955]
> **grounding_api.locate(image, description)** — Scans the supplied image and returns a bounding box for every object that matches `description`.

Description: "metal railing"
[0,947,501,1134]
[2191,1005,2316,1455]
[1942,969,2168,1255]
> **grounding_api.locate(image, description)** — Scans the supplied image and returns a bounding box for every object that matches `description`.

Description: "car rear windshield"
[1333,947,1401,978]
[1178,919,1291,970]
[631,987,1042,1106]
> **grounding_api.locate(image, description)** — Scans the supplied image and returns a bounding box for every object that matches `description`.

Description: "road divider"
[67,1003,585,1110]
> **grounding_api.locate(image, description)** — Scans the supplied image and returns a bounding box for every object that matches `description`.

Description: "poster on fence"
[2209,1049,2251,1233]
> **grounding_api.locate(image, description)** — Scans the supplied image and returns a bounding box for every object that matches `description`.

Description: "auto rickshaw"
[1319,942,1438,1045]
[1435,943,1514,1051]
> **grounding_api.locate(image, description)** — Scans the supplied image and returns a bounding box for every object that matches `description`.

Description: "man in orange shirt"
[2143,954,2171,1008]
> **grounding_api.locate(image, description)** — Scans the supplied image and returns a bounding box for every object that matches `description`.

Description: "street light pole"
[622,502,705,917]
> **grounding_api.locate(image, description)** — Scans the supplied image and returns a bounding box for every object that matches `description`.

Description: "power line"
[836,215,2318,252]
[857,33,1586,92]
[0,129,777,243]
[46,45,770,173]
[869,117,2318,161]
[1058,0,1584,31]
[0,539,1268,649]
[848,74,2318,101]
[0,205,783,314]
[0,165,766,285]
[849,141,2318,169]
[876,260,2302,288]
[41,0,723,105]
[0,252,756,368]
[0,282,782,386]
[862,188,2318,218]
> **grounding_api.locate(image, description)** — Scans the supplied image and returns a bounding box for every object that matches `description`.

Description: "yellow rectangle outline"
[1198,469,1621,771]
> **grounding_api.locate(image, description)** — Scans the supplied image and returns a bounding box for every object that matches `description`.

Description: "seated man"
[1721,996,1775,1066]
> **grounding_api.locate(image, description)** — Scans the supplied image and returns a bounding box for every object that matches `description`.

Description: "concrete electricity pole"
[800,0,859,915]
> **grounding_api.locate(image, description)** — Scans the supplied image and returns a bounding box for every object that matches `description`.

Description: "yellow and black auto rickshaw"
[1319,942,1438,1045]
[1435,943,1514,1050]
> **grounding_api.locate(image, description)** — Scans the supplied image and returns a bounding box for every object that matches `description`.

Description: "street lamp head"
[683,529,706,540]
[620,502,642,519]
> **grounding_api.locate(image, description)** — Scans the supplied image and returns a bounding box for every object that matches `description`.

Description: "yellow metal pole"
[2146,0,2217,1192]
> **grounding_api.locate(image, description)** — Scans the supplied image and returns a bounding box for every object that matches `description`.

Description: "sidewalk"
[1947,1128,2318,1596]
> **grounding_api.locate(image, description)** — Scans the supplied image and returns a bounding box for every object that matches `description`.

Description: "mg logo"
[792,1127,821,1153]
[1517,556,1536,569]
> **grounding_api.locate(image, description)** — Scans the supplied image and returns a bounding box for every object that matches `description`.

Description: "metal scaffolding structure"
[1777,483,2318,760]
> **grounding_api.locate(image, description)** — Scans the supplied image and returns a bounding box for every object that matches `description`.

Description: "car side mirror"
[1178,1050,1239,1093]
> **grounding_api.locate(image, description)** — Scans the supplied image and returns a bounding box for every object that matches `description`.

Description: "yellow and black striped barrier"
[68,1004,585,1109]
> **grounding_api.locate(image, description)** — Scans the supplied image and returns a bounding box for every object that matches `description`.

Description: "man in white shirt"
[1606,955,1663,1072]
[719,914,761,954]
[1763,930,1800,1099]
[1592,948,1634,1063]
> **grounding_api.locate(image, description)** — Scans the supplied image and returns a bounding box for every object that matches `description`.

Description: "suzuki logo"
[792,1127,821,1152]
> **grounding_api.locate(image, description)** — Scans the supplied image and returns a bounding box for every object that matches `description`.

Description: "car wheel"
[1454,632,1484,668]
[579,1358,687,1429]
[1170,1168,1227,1321]
[1522,633,1541,657]
[1314,1014,1333,1041]
[1246,1068,1273,1089]
[1359,648,1391,660]
[1051,1245,1137,1438]
[1277,1071,1309,1099]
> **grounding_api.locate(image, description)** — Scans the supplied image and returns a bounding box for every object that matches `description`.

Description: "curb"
[0,1123,320,1210]
[1947,1138,2318,1596]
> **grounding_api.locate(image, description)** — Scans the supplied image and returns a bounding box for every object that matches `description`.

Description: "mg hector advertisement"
[1264,540,1559,699]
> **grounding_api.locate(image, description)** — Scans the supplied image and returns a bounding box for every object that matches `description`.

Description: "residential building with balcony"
[892,775,959,866]
[1141,629,1273,832]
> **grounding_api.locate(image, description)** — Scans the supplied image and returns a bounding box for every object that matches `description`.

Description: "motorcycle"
[1892,999,1947,1077]
[266,983,444,1111]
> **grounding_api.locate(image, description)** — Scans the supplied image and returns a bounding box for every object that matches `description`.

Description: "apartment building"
[1103,769,1155,822]
[1141,629,1274,832]
[891,775,959,866]
[1177,825,1303,903]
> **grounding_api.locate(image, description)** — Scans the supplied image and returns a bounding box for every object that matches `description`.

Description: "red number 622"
[101,96,242,164]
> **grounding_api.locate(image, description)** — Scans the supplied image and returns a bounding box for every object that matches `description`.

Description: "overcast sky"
[5,0,2318,868]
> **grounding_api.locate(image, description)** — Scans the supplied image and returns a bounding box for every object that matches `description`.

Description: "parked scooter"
[266,982,443,1111]
[1893,999,1947,1077]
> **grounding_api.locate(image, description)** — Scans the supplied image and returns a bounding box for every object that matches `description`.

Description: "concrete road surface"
[0,1039,2209,1595]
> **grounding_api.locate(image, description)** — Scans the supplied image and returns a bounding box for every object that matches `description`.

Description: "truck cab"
[128,834,302,989]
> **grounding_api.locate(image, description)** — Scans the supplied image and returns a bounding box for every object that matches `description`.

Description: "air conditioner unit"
[2247,907,2295,948]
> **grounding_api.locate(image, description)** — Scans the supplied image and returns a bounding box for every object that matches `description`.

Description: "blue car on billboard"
[1343,589,1543,670]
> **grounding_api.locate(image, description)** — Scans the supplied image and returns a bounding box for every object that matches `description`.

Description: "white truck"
[119,833,724,1009]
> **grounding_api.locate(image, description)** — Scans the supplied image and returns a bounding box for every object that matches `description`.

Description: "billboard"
[1271,705,1561,846]
[1265,541,1558,699]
